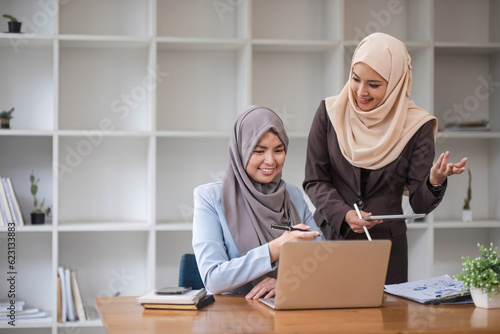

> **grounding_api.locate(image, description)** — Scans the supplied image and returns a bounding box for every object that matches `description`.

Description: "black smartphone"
[155,287,192,295]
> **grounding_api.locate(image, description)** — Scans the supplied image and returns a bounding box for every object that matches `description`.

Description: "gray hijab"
[222,106,301,257]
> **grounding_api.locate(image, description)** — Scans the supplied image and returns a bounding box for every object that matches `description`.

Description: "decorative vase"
[31,212,45,225]
[7,21,22,33]
[1,119,10,129]
[462,209,472,223]
[470,287,500,309]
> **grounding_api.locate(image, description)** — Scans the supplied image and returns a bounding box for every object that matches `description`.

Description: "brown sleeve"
[303,101,352,239]
[406,121,447,213]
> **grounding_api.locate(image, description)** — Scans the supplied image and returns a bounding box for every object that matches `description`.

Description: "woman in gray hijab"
[193,106,322,299]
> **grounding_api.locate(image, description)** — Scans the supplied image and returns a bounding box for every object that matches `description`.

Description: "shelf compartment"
[433,228,497,278]
[0,232,53,315]
[434,139,491,221]
[157,0,248,39]
[59,44,151,131]
[156,137,228,223]
[156,48,245,132]
[58,231,149,309]
[0,43,54,131]
[344,0,431,43]
[0,0,56,35]
[0,136,53,226]
[434,53,499,131]
[252,47,342,133]
[434,0,500,43]
[252,0,341,41]
[58,0,150,37]
[57,137,149,225]
[156,231,194,288]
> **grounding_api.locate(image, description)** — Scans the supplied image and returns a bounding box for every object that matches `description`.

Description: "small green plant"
[30,171,51,215]
[463,168,472,210]
[0,108,14,120]
[2,14,18,22]
[454,243,500,298]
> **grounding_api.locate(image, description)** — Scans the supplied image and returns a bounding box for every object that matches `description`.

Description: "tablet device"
[363,214,426,221]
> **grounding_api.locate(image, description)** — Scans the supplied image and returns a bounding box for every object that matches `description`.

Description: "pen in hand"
[353,203,372,241]
[271,223,322,236]
[271,223,310,232]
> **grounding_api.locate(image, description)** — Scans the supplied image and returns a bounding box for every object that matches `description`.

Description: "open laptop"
[259,240,391,310]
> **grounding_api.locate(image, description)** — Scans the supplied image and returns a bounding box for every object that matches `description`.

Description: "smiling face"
[351,62,388,111]
[245,130,286,184]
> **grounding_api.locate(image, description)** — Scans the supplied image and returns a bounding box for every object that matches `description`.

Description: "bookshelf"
[0,0,499,332]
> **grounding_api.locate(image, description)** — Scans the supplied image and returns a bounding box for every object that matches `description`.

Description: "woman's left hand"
[429,151,467,186]
[245,277,277,300]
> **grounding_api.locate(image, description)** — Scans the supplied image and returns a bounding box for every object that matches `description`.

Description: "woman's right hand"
[267,223,320,263]
[344,210,383,234]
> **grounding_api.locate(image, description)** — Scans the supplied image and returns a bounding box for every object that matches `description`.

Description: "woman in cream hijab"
[193,106,322,298]
[303,33,467,284]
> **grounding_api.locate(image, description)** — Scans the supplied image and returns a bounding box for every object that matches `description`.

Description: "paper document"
[384,274,471,304]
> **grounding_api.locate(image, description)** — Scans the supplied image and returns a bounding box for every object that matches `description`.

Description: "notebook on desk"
[259,240,391,310]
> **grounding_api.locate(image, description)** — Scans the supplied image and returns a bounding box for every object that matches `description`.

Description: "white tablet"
[363,214,426,221]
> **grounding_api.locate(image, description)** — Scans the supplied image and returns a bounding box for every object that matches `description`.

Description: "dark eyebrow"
[352,71,383,83]
[254,143,284,150]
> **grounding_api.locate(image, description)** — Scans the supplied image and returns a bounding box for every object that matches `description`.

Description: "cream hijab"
[222,106,300,257]
[326,32,437,170]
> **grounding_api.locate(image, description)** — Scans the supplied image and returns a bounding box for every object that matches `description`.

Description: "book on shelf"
[0,310,49,320]
[0,176,24,226]
[70,270,87,321]
[57,267,67,322]
[141,294,215,311]
[443,119,490,132]
[0,300,25,312]
[64,267,76,321]
[0,300,49,321]
[0,306,39,316]
[0,177,14,227]
[137,288,208,307]
[58,266,88,322]
[384,274,472,304]
[57,275,62,322]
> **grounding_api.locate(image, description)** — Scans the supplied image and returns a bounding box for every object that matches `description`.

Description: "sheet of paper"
[384,275,465,303]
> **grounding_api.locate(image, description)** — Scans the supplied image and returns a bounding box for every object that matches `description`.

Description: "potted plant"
[30,171,51,224]
[455,243,500,309]
[462,168,472,222]
[0,108,14,129]
[2,14,21,33]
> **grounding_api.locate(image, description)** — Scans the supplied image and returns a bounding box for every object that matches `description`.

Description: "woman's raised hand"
[430,151,467,186]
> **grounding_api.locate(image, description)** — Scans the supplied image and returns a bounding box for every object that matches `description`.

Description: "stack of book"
[57,267,88,322]
[137,288,214,310]
[0,176,24,226]
[0,300,49,320]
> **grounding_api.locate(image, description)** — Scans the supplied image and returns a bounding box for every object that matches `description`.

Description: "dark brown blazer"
[303,100,446,283]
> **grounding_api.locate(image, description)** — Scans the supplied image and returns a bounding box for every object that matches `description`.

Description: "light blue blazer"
[192,182,323,295]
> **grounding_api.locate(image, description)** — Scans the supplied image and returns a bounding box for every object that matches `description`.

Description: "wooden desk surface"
[96,294,500,333]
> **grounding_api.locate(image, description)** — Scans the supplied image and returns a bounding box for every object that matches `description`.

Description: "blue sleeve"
[287,183,325,241]
[192,184,277,294]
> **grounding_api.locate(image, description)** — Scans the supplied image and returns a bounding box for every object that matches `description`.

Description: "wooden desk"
[96,294,500,333]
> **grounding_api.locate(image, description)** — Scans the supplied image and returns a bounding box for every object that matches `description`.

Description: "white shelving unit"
[0,0,499,333]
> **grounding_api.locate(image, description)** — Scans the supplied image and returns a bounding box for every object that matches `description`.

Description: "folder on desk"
[384,275,472,304]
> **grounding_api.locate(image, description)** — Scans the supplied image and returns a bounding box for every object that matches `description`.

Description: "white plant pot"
[462,209,472,223]
[470,287,500,309]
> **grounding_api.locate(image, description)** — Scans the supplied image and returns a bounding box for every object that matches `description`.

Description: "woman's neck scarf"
[326,32,437,170]
[222,106,300,257]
